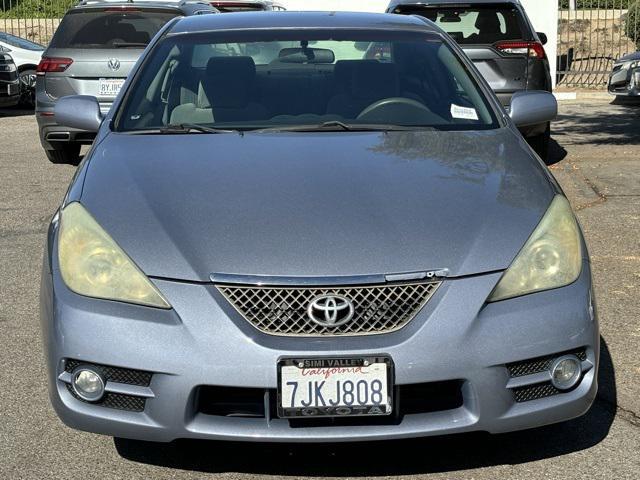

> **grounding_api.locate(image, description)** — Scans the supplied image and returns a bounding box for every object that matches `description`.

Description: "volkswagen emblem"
[307,294,355,328]
[107,58,121,71]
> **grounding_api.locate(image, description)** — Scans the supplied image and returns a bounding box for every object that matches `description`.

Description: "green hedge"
[627,2,640,48]
[0,0,75,19]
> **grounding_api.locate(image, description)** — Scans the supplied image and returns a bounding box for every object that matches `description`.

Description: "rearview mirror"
[54,95,103,133]
[509,91,557,128]
[277,47,335,64]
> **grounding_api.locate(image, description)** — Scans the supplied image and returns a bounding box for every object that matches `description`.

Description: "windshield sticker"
[451,104,479,121]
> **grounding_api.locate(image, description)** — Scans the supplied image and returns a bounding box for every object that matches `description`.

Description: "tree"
[627,2,640,49]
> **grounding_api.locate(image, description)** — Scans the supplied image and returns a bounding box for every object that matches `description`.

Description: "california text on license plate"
[98,78,125,97]
[277,356,393,418]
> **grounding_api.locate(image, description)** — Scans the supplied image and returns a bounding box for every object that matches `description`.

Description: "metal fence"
[2,0,640,88]
[558,2,638,87]
[0,0,72,45]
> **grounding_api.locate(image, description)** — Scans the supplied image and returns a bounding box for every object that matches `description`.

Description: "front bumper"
[608,66,640,96]
[0,79,20,107]
[41,244,599,442]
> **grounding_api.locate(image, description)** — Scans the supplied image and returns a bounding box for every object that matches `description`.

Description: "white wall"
[520,0,558,86]
[280,0,558,86]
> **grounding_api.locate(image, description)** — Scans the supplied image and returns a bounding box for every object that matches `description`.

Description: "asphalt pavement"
[0,100,638,479]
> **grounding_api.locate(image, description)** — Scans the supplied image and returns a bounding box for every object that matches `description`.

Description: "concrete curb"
[554,91,613,101]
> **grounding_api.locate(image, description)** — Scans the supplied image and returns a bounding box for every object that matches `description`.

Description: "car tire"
[45,144,81,166]
[18,68,37,108]
[528,123,551,164]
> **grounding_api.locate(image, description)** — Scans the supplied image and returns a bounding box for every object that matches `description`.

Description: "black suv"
[0,52,19,108]
[387,0,552,161]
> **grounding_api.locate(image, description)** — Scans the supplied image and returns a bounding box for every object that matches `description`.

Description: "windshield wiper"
[127,124,239,135]
[252,121,430,133]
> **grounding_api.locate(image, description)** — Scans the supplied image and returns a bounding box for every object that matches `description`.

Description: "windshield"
[397,6,527,45]
[0,33,44,50]
[49,9,179,49]
[116,30,498,132]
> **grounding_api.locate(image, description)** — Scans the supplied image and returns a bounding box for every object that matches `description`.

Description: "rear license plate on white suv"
[98,78,125,97]
[277,356,393,418]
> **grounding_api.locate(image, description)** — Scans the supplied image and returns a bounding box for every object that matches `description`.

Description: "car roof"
[387,0,522,11]
[168,10,440,35]
[74,0,216,13]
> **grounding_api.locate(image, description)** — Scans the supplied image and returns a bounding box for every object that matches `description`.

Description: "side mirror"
[54,95,103,133]
[537,32,548,45]
[509,91,557,128]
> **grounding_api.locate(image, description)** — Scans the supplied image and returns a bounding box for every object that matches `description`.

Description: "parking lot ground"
[1,100,639,480]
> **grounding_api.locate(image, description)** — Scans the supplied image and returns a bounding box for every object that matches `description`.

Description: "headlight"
[488,195,582,302]
[58,202,171,309]
[0,63,16,73]
[619,60,640,70]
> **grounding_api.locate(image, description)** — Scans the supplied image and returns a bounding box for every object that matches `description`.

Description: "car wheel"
[18,69,37,108]
[528,123,551,164]
[45,144,81,166]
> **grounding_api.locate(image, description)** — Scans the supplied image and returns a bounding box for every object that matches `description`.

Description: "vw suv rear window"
[49,8,179,49]
[394,6,527,45]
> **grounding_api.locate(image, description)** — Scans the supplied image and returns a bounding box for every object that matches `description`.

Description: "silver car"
[41,11,598,443]
[608,51,640,97]
[36,0,217,165]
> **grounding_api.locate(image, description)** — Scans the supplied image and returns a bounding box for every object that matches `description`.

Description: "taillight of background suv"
[36,57,74,75]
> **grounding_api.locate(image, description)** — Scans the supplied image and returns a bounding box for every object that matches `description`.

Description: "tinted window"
[397,6,527,45]
[117,31,498,132]
[49,9,178,49]
[0,33,44,50]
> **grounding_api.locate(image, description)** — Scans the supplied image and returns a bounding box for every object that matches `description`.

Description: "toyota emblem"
[307,294,355,328]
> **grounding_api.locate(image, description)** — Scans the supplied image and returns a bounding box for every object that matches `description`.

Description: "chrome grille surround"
[216,281,441,337]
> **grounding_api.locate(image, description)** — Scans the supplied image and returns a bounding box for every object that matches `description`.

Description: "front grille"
[65,359,152,387]
[195,380,463,423]
[197,386,266,417]
[216,282,440,336]
[506,348,587,378]
[512,382,562,403]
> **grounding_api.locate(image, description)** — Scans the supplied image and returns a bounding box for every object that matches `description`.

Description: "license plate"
[98,78,125,97]
[277,356,393,418]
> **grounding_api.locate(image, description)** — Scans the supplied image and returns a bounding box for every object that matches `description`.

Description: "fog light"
[71,367,105,402]
[550,355,582,390]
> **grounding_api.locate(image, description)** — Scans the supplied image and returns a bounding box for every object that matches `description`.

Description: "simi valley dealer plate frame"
[277,356,394,419]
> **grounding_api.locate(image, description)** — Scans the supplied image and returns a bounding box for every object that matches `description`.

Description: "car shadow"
[114,337,616,477]
[552,99,640,147]
[0,105,34,117]
[610,96,640,107]
[546,137,568,166]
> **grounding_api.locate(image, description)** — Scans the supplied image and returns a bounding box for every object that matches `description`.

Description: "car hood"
[80,129,556,282]
[616,51,640,63]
